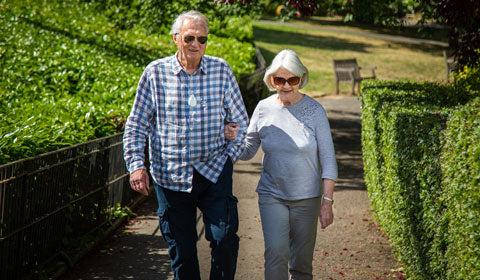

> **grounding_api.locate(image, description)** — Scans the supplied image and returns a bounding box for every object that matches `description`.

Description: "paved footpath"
[61,96,402,280]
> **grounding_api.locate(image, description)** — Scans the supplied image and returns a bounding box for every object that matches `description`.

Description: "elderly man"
[123,10,248,280]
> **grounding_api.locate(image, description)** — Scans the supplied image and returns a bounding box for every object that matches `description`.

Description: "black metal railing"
[0,133,137,279]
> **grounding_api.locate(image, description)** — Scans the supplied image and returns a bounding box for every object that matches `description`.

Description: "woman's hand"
[319,201,334,229]
[225,122,239,140]
[319,178,335,229]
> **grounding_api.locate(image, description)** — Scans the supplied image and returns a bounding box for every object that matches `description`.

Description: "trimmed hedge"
[441,97,480,279]
[361,80,479,279]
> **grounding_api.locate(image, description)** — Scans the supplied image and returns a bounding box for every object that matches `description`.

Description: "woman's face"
[272,67,301,98]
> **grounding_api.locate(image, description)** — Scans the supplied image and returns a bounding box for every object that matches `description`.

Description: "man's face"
[175,18,208,65]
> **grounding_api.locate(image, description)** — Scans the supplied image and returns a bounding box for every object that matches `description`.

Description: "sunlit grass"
[253,21,447,96]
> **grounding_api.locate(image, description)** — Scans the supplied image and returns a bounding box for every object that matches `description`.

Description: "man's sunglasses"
[181,35,208,44]
[273,76,301,86]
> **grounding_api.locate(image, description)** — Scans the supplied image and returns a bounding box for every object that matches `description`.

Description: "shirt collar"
[172,52,207,76]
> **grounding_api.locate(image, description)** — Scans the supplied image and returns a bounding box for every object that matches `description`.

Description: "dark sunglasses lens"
[274,77,300,86]
[183,36,207,44]
[273,77,286,86]
[184,36,195,43]
[287,77,300,85]
[198,36,208,44]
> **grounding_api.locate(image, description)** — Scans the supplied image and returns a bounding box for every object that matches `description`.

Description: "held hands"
[225,122,239,140]
[129,169,150,196]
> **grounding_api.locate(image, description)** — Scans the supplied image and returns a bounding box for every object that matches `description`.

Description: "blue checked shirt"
[123,53,248,193]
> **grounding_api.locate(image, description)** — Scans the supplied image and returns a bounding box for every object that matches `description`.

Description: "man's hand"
[225,122,239,140]
[129,169,150,196]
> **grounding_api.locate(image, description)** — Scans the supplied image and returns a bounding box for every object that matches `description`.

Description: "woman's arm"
[225,122,260,160]
[315,104,337,229]
[225,105,262,161]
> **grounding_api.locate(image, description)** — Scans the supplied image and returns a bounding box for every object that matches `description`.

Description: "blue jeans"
[155,159,239,280]
[258,194,321,280]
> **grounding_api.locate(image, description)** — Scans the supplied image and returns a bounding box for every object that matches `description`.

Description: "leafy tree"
[217,0,317,16]
[434,0,480,69]
[345,0,417,25]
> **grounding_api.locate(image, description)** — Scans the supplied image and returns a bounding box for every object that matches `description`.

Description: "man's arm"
[123,67,154,195]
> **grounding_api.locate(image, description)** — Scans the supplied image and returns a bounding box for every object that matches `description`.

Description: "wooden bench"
[332,58,376,95]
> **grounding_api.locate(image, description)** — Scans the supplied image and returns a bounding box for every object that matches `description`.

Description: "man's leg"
[154,184,200,280]
[197,159,239,280]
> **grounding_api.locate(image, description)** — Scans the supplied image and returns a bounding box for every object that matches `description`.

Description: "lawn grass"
[253,20,448,97]
[280,15,449,43]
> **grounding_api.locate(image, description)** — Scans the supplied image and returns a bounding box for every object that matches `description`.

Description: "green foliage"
[435,0,480,69]
[345,0,418,25]
[107,203,135,223]
[0,0,256,164]
[454,61,480,93]
[91,0,262,41]
[361,80,480,279]
[314,0,346,16]
[209,15,254,42]
[441,97,480,280]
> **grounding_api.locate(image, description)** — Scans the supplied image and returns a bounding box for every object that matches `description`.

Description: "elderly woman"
[227,49,337,280]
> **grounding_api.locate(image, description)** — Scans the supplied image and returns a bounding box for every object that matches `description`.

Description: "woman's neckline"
[275,93,306,107]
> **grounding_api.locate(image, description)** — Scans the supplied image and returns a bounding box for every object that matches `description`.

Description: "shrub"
[454,61,480,93]
[361,80,479,279]
[441,97,480,280]
[92,0,261,41]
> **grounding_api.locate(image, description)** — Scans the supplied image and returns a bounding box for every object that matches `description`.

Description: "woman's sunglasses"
[273,76,301,86]
[182,35,208,44]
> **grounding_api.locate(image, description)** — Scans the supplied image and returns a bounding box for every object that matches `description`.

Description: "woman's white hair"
[170,10,209,35]
[263,49,309,91]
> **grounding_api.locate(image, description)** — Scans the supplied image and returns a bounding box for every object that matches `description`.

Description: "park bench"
[443,50,457,81]
[332,58,376,95]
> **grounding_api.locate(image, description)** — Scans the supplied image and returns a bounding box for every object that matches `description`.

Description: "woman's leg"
[258,194,290,280]
[288,196,321,280]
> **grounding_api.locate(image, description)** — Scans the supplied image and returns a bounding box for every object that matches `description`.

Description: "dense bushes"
[93,0,262,41]
[361,80,479,279]
[0,0,256,164]
[441,97,480,279]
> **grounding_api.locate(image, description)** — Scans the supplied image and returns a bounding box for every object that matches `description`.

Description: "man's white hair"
[170,10,209,35]
[263,49,309,91]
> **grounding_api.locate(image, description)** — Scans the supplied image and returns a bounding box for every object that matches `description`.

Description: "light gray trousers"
[258,194,321,280]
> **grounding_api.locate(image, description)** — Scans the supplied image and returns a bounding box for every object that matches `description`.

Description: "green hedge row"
[441,97,480,279]
[0,0,256,164]
[361,80,479,279]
